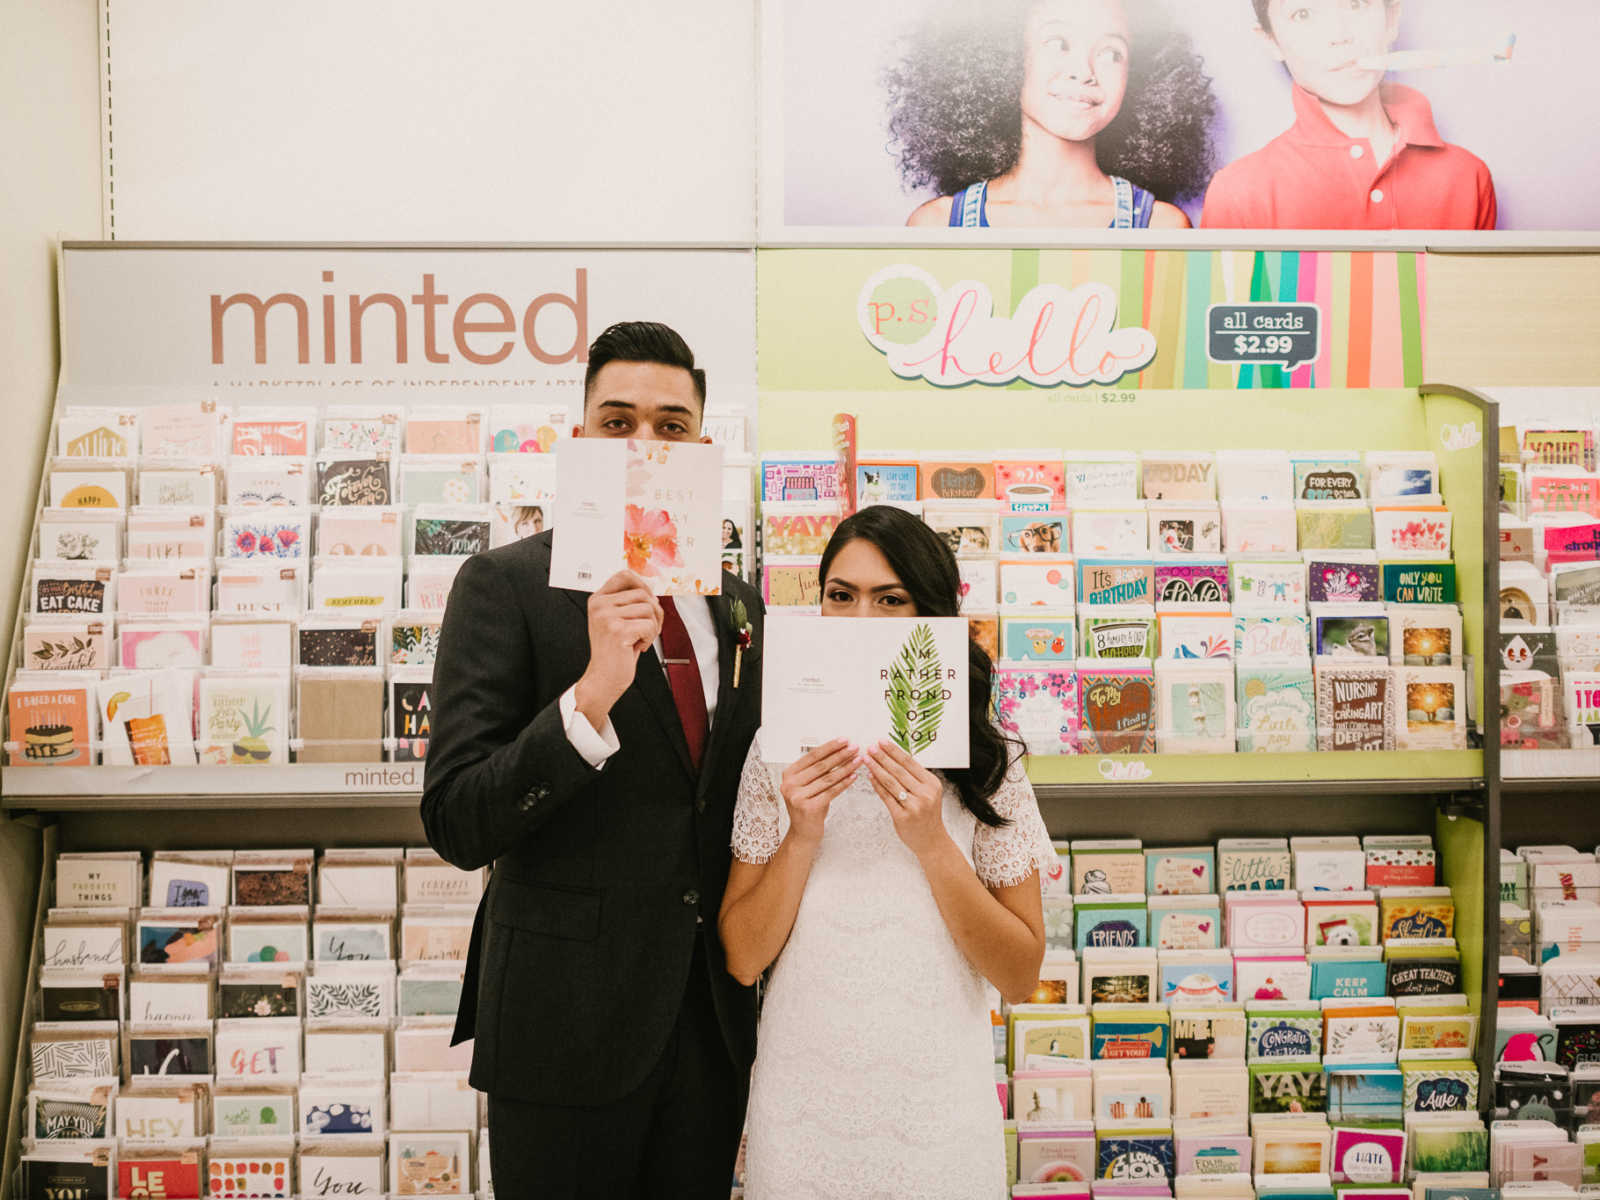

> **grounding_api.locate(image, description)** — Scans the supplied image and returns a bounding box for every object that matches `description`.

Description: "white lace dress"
[731,735,1054,1200]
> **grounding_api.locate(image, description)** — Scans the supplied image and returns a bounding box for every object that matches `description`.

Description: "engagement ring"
[896,789,909,802]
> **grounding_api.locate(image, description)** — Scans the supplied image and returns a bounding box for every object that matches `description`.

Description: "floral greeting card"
[323,405,402,455]
[390,612,443,666]
[23,619,110,671]
[490,401,568,453]
[551,438,723,595]
[37,510,121,562]
[994,663,1079,756]
[222,511,310,560]
[761,614,970,766]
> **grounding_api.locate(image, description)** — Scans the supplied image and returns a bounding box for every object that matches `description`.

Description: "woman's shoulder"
[907,194,957,227]
[1148,199,1192,230]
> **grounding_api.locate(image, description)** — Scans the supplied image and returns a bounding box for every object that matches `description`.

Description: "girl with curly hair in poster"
[890,0,1217,229]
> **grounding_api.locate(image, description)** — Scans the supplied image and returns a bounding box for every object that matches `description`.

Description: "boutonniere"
[729,597,754,688]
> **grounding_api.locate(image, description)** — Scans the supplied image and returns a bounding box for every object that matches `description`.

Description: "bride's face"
[821,539,919,618]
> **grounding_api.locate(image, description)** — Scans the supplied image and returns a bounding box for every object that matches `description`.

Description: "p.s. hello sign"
[857,265,1156,389]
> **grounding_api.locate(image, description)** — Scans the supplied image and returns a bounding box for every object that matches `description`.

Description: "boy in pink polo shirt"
[1202,0,1496,230]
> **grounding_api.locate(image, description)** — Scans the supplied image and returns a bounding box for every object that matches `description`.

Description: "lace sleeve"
[731,734,784,865]
[972,753,1055,889]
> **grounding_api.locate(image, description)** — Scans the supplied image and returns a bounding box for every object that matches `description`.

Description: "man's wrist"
[572,673,615,731]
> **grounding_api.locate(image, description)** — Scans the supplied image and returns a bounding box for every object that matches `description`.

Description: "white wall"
[0,0,102,1126]
[104,0,758,241]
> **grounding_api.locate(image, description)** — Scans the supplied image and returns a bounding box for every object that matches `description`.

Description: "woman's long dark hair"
[818,505,1024,828]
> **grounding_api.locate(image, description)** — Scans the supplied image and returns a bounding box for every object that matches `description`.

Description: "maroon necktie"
[658,597,708,771]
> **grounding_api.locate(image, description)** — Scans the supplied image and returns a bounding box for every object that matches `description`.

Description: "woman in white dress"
[719,505,1054,1199]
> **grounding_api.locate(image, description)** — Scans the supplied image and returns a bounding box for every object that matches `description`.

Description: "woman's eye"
[880,594,906,606]
[1101,46,1125,65]
[1044,35,1067,52]
[827,590,853,604]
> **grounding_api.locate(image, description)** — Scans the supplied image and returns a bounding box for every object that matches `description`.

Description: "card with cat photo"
[232,408,314,457]
[58,405,139,459]
[22,618,111,672]
[921,502,1003,557]
[228,456,312,508]
[317,454,395,506]
[37,509,122,563]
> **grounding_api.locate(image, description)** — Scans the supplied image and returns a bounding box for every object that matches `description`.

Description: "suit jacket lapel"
[555,584,694,781]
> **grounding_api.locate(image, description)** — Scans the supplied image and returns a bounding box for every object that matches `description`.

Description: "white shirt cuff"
[560,685,620,768]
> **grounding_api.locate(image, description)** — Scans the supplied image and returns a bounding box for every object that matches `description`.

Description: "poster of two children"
[771,0,1593,235]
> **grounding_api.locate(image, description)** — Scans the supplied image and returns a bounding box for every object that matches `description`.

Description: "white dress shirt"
[560,594,720,768]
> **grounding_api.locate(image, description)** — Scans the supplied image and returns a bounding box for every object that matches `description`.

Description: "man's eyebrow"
[594,399,696,416]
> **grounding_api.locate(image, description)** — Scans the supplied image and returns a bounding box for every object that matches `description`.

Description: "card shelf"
[0,763,423,810]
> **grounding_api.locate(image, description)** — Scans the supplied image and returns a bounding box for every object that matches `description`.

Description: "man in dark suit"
[421,321,763,1196]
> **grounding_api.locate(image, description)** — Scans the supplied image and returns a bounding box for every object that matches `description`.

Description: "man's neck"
[1310,86,1397,163]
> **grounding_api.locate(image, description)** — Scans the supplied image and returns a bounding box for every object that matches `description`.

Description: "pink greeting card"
[551,438,724,595]
[117,566,210,616]
[119,621,207,669]
[232,408,313,456]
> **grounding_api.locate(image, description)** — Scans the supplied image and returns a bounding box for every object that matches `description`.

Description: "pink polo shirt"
[1200,83,1496,231]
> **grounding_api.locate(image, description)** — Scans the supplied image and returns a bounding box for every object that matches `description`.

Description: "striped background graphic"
[1013,249,1427,390]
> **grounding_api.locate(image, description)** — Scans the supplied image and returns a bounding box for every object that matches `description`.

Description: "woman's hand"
[778,739,859,847]
[864,739,950,859]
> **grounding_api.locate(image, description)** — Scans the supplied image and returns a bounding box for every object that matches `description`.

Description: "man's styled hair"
[583,321,706,407]
[1252,0,1396,34]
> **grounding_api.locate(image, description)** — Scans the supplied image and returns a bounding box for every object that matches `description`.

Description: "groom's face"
[576,360,710,444]
[1260,0,1400,108]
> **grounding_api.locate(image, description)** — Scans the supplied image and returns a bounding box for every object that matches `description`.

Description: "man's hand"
[573,570,663,730]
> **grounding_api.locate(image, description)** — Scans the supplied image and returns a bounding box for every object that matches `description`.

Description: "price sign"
[1207,303,1320,371]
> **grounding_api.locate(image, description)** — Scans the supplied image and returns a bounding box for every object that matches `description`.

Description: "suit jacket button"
[520,791,540,811]
[682,889,700,906]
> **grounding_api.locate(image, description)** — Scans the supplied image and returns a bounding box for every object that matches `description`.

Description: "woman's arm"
[718,739,859,986]
[864,741,1046,1003]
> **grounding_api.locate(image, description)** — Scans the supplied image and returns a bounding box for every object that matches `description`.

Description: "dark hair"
[583,321,706,408]
[885,0,1217,204]
[818,505,1024,828]
[1252,0,1398,34]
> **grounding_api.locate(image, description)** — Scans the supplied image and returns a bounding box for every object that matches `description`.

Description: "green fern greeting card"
[761,614,971,767]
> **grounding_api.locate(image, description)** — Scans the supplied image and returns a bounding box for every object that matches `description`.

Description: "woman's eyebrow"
[823,576,905,594]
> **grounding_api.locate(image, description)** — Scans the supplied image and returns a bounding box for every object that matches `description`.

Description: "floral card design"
[761,614,969,766]
[551,438,723,595]
[1308,559,1381,604]
[23,622,108,671]
[323,410,401,455]
[391,616,443,666]
[223,512,309,560]
[490,402,568,453]
[993,664,1079,756]
[38,513,119,562]
[400,458,482,505]
[318,456,394,506]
